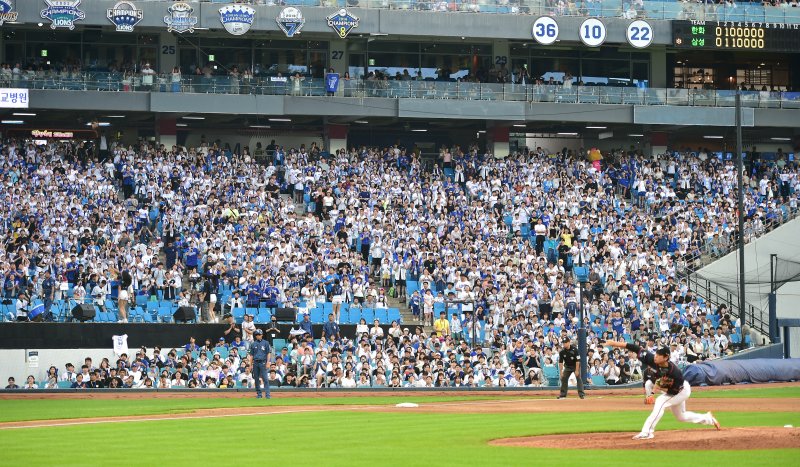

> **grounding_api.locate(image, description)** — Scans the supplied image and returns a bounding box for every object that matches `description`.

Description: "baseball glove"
[645,395,655,405]
[656,376,674,390]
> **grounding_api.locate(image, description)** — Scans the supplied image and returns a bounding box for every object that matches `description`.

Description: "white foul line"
[0,407,342,430]
[0,397,552,430]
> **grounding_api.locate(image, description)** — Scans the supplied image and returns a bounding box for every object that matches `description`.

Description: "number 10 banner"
[579,18,606,47]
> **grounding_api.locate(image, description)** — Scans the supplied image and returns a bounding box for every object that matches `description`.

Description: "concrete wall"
[23,90,800,128]
[15,1,676,45]
[0,348,124,384]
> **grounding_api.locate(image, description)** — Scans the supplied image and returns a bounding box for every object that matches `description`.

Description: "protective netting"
[697,258,800,301]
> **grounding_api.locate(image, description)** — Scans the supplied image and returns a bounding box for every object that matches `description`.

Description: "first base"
[395,402,420,408]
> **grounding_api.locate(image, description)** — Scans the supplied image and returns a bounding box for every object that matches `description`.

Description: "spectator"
[23,375,37,389]
[5,377,19,389]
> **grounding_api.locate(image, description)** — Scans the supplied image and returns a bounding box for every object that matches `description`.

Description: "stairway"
[386,295,419,327]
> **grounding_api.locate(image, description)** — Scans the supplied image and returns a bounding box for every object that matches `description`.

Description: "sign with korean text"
[0,88,29,108]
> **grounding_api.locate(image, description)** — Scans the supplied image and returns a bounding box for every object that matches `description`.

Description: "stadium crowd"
[0,132,798,388]
[4,313,745,390]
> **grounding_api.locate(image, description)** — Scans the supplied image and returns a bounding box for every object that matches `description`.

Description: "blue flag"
[325,73,340,93]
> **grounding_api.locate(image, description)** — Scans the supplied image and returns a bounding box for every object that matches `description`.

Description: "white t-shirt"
[242,321,256,343]
[113,334,129,356]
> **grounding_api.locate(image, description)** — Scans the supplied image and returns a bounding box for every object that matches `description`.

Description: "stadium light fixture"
[182,116,205,120]
[771,137,791,141]
[354,120,368,124]
[268,118,291,122]
[411,129,427,132]
[105,115,126,118]
[250,125,271,129]
[586,126,607,129]
[12,112,36,116]
[86,122,111,127]
[1,120,24,124]
[557,132,578,136]
[176,123,188,127]
[513,124,526,128]
[628,133,644,137]
[704,136,724,139]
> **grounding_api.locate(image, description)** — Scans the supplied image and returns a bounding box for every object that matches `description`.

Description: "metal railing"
[687,273,769,337]
[685,205,800,273]
[192,0,800,25]
[9,73,800,109]
[683,207,799,339]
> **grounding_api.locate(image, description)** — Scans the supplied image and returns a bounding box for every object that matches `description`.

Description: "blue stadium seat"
[232,308,245,322]
[591,375,607,386]
[158,307,173,323]
[388,308,401,323]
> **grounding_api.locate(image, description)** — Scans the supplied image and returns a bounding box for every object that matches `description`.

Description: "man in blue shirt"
[41,270,56,321]
[263,279,279,310]
[299,313,313,337]
[245,277,261,308]
[248,329,272,399]
[322,313,340,341]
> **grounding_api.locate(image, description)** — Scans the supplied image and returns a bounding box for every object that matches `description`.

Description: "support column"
[329,46,347,76]
[492,40,509,70]
[159,32,178,73]
[487,125,510,159]
[650,131,668,158]
[156,117,177,148]
[650,48,667,88]
[324,123,348,155]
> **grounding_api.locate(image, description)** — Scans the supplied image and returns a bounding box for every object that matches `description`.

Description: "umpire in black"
[557,336,585,399]
[249,329,272,399]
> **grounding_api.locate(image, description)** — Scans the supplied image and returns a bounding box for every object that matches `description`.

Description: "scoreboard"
[673,21,800,52]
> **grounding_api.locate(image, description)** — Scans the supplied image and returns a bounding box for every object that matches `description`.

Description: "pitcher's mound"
[490,427,800,450]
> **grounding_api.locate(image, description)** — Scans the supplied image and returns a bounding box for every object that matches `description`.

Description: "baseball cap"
[254,329,263,335]
[655,347,670,357]
[562,337,571,343]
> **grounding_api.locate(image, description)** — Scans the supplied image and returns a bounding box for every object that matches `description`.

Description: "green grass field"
[0,386,798,467]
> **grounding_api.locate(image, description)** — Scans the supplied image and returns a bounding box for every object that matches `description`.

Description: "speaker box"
[274,307,296,322]
[173,306,196,323]
[72,304,96,322]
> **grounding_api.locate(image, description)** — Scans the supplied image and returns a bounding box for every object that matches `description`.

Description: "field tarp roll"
[684,358,800,386]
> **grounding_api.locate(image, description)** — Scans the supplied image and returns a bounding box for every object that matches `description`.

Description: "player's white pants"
[639,381,715,436]
[644,380,654,396]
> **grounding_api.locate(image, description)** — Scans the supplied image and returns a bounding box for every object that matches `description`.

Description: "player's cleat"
[556,396,566,399]
[579,394,585,399]
[645,395,655,405]
[710,413,721,430]
[632,433,654,440]
[256,395,262,399]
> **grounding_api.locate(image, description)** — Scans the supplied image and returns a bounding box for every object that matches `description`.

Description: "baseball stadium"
[1,0,800,465]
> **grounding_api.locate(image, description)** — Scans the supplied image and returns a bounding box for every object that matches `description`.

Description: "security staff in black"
[249,329,272,399]
[557,336,585,399]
